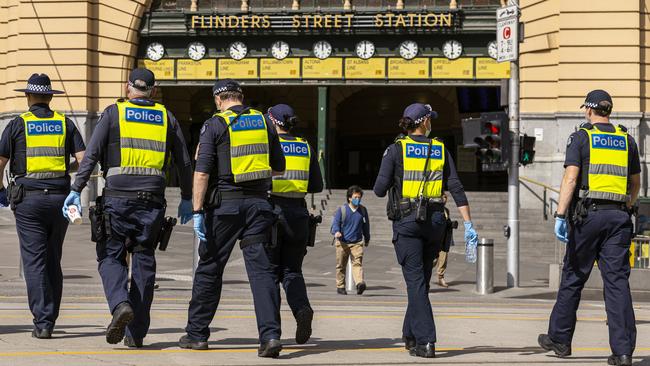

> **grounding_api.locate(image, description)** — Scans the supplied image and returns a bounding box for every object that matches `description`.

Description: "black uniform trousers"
[548,208,636,356]
[14,192,69,331]
[270,196,311,317]
[392,209,446,345]
[96,196,165,340]
[186,197,279,342]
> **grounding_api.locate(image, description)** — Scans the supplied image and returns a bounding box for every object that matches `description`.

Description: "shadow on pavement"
[0,324,105,339]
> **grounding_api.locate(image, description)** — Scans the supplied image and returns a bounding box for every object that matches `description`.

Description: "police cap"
[213,79,242,96]
[402,103,438,125]
[128,68,155,91]
[581,89,613,112]
[267,104,296,127]
[14,73,64,94]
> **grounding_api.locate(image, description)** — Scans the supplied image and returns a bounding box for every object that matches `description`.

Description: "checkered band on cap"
[213,85,242,95]
[26,84,52,93]
[128,80,154,91]
[267,111,284,126]
[583,102,599,109]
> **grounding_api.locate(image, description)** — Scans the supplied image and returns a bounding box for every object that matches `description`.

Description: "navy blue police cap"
[128,68,155,91]
[213,79,242,96]
[267,104,295,127]
[581,89,613,111]
[402,103,438,124]
[14,73,64,94]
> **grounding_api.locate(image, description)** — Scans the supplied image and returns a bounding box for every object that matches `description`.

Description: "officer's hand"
[178,199,193,225]
[62,191,82,218]
[335,231,342,238]
[193,213,207,242]
[554,217,568,243]
[0,187,8,208]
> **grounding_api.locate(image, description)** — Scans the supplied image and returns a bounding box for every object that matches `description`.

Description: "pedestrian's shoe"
[31,327,52,339]
[178,334,208,350]
[402,336,416,350]
[106,302,134,345]
[258,339,282,358]
[537,334,571,357]
[295,307,313,345]
[437,276,449,288]
[337,287,347,295]
[356,282,367,295]
[124,336,143,348]
[608,354,632,366]
[409,342,435,358]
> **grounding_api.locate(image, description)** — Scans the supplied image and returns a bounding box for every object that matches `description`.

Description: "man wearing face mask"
[538,90,639,366]
[330,185,370,295]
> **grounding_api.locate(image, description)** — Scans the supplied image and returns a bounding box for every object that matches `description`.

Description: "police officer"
[373,103,478,358]
[0,73,86,338]
[65,68,194,347]
[538,90,639,366]
[267,104,323,344]
[179,79,286,358]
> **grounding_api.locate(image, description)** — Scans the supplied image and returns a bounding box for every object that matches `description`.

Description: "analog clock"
[488,40,498,60]
[399,40,419,60]
[146,42,165,61]
[187,42,206,61]
[271,41,290,60]
[442,40,463,60]
[313,40,332,60]
[229,41,248,61]
[355,40,375,60]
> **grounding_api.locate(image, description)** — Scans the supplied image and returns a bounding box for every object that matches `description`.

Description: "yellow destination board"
[176,59,216,80]
[431,58,474,79]
[388,58,429,79]
[475,58,511,79]
[345,58,386,79]
[302,58,343,79]
[139,59,175,80]
[218,59,258,79]
[260,58,300,79]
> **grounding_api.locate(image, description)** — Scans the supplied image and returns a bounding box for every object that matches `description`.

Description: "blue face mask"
[351,198,361,206]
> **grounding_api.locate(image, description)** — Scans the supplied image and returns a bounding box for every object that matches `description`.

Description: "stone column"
[292,0,300,10]
[343,0,352,11]
[241,0,249,12]
[396,0,404,10]
[450,0,457,9]
[190,0,197,11]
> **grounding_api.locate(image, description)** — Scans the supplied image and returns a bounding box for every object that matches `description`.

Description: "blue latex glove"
[0,188,8,207]
[554,217,568,243]
[62,191,82,218]
[178,199,193,225]
[464,221,479,263]
[193,213,207,242]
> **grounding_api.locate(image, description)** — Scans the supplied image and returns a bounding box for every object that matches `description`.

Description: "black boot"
[337,288,347,295]
[608,354,632,366]
[537,334,571,357]
[402,336,416,350]
[356,282,366,295]
[31,327,52,339]
[106,302,134,344]
[124,336,143,348]
[409,342,435,358]
[295,307,313,345]
[258,339,282,358]
[178,334,209,350]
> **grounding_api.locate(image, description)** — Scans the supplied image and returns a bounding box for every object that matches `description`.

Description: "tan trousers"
[335,241,364,288]
[436,250,448,278]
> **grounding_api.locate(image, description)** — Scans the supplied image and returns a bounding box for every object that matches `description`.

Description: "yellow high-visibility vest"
[109,101,168,177]
[398,136,445,199]
[216,109,271,182]
[580,125,629,202]
[272,136,310,193]
[22,111,67,179]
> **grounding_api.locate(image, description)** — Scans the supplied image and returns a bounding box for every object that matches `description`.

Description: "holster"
[204,186,222,210]
[156,216,177,251]
[7,182,23,211]
[386,185,402,221]
[307,214,322,247]
[570,199,588,226]
[89,196,110,243]
[441,208,458,252]
[415,196,428,223]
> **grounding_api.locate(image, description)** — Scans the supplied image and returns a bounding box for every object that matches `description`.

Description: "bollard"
[192,233,200,280]
[345,257,355,293]
[476,238,494,295]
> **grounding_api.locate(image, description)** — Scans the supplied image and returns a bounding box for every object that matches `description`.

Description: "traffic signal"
[475,112,509,165]
[520,134,536,166]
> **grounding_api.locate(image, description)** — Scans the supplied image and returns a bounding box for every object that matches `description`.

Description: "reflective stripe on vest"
[272,136,310,193]
[398,136,445,199]
[216,109,271,183]
[22,111,67,179]
[109,101,168,178]
[579,125,629,202]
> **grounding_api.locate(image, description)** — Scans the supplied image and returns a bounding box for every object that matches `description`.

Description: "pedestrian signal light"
[519,134,536,166]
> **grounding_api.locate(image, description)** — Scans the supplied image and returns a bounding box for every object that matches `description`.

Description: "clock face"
[229,41,248,61]
[313,40,332,60]
[355,40,375,60]
[442,40,463,60]
[271,41,290,60]
[399,40,418,60]
[488,40,498,60]
[146,42,165,61]
[187,42,206,61]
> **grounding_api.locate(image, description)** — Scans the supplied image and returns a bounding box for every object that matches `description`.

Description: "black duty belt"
[220,191,268,200]
[587,202,627,212]
[103,189,165,205]
[24,188,69,196]
[399,198,445,211]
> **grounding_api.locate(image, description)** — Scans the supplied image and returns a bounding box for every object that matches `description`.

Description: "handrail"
[519,176,560,194]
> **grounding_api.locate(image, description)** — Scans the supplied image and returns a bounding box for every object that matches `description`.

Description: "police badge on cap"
[14,74,64,95]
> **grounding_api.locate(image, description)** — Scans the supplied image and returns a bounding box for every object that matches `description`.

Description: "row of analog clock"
[147,40,499,62]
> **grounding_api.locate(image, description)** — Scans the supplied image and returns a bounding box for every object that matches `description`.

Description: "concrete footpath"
[0,212,649,365]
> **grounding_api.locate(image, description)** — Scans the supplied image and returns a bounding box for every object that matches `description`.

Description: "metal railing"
[519,176,559,221]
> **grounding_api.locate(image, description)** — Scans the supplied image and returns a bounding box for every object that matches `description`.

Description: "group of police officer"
[1,69,638,364]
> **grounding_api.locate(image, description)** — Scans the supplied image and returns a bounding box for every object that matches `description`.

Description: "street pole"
[506,0,520,288]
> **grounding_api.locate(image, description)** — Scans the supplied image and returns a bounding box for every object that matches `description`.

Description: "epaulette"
[116,98,126,103]
[431,137,443,142]
[579,122,593,130]
[393,133,406,143]
[618,124,628,133]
